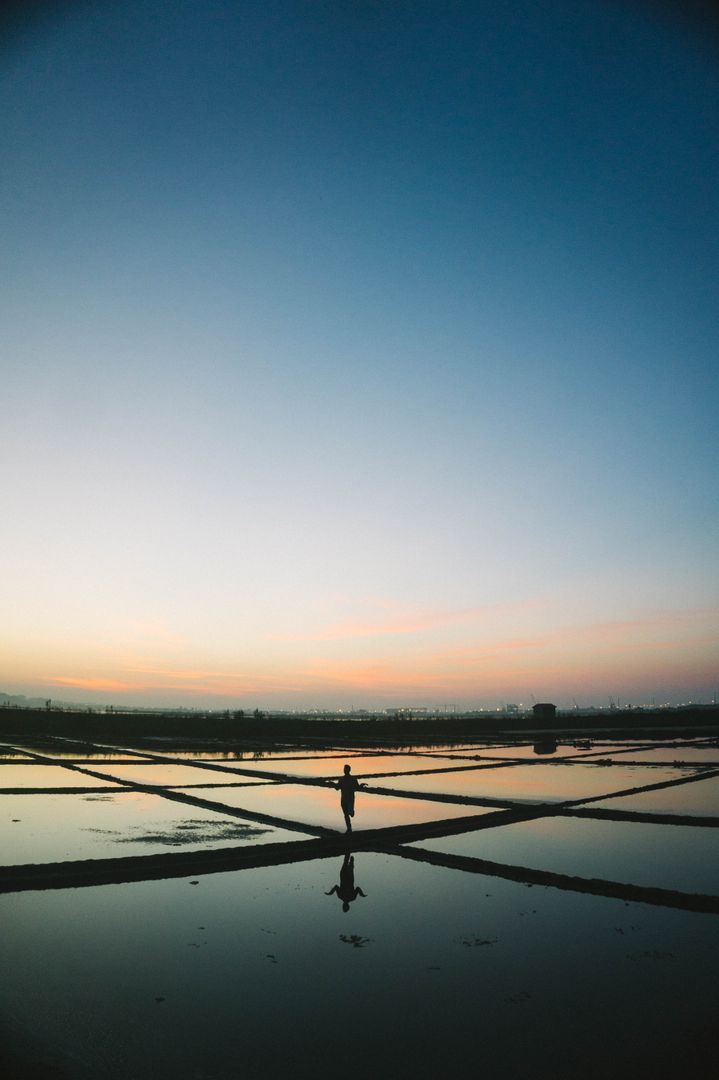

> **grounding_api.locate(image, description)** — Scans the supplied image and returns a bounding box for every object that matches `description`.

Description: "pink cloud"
[48,676,137,692]
[271,601,535,642]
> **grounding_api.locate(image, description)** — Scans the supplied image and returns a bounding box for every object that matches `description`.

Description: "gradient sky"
[2,0,717,709]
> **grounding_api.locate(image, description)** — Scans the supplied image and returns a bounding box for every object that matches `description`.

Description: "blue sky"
[1,1,717,708]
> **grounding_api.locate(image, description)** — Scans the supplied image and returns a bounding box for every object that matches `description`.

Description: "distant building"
[504,703,519,716]
[532,702,557,726]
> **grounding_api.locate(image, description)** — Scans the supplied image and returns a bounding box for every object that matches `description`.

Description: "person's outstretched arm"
[325,885,339,896]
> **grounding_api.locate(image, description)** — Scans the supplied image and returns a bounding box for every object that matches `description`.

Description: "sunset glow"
[2,1,717,710]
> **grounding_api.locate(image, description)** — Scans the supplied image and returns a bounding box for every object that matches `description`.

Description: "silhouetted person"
[334,763,365,832]
[325,853,366,912]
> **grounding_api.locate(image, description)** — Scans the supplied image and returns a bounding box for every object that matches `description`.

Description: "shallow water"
[2,737,718,1079]
[0,790,308,864]
[86,762,276,786]
[586,747,719,766]
[131,748,370,761]
[586,774,719,817]
[409,815,719,894]
[0,764,124,790]
[374,762,690,803]
[195,782,498,831]
[18,751,156,761]
[218,753,446,778]
[0,855,716,1080]
[2,741,119,756]
[427,744,599,761]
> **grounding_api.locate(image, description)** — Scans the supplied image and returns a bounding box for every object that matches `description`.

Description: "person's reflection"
[325,853,367,912]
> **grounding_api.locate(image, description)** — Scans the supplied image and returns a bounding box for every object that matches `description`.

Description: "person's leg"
[343,808,352,832]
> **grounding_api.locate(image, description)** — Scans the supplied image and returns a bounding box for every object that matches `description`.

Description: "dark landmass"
[0,705,717,746]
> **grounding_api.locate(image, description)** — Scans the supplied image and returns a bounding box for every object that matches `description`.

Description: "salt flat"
[1,735,717,1080]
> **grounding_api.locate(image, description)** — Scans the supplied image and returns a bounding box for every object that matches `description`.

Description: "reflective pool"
[52,755,157,763]
[409,815,719,894]
[0,855,716,1080]
[0,765,124,790]
[2,743,138,757]
[217,754,447,778]
[585,748,719,766]
[0,790,309,864]
[428,744,600,761]
[373,762,689,803]
[86,763,276,787]
[127,748,376,761]
[585,774,719,818]
[196,783,498,831]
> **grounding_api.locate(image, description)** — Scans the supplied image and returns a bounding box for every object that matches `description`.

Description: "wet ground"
[1,734,718,1078]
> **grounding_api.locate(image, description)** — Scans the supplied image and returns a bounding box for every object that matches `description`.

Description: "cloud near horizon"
[270,600,539,642]
[37,605,717,703]
[47,676,138,693]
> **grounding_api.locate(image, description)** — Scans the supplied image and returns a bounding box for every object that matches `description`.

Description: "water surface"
[409,815,719,894]
[196,783,497,831]
[0,790,308,864]
[586,774,719,817]
[375,762,689,803]
[0,855,716,1079]
[87,763,276,787]
[0,764,124,790]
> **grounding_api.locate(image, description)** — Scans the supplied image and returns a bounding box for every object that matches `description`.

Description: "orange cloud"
[36,604,716,704]
[129,666,247,681]
[565,608,718,642]
[123,618,188,647]
[126,666,316,697]
[272,603,514,642]
[48,676,137,692]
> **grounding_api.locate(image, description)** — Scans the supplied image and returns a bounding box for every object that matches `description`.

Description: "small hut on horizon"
[532,702,557,728]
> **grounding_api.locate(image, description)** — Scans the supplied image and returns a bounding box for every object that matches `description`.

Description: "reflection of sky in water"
[19,752,156,761]
[410,816,719,895]
[219,754,448,778]
[87,763,275,786]
[390,742,688,762]
[0,791,309,864]
[585,775,719,817]
[325,744,497,755]
[130,749,367,761]
[8,743,104,755]
[374,763,688,803]
[589,748,719,766]
[0,764,123,789]
[59,754,157,762]
[463,745,598,761]
[197,783,496,831]
[0,857,716,1080]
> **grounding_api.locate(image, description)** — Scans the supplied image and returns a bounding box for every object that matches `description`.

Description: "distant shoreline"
[1,705,717,746]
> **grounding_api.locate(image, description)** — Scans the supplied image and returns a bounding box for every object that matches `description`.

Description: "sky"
[1,0,717,710]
